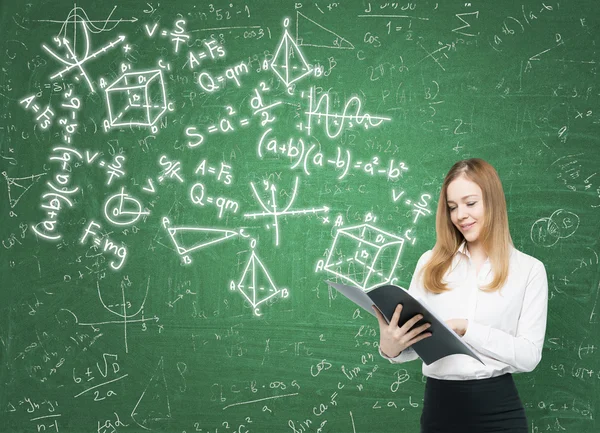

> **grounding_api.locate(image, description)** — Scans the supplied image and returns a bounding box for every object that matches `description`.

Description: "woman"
[374,158,548,432]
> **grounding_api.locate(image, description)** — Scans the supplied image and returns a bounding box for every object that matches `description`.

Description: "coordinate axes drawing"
[40,5,127,92]
[77,278,158,353]
[243,177,329,246]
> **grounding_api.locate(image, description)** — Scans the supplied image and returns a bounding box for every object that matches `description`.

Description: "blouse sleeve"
[462,260,548,372]
[379,250,432,364]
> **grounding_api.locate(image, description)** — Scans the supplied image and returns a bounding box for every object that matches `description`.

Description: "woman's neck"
[466,240,487,262]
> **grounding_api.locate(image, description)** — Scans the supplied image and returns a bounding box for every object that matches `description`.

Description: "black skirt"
[421,373,528,433]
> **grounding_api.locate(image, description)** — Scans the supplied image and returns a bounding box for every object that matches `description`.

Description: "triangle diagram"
[525,27,595,72]
[131,357,171,430]
[296,12,354,50]
[3,172,46,208]
[164,223,238,256]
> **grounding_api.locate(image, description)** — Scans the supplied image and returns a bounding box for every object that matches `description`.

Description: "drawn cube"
[324,223,404,291]
[105,69,167,128]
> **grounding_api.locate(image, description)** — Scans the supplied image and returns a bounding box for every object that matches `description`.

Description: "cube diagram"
[105,69,167,128]
[325,223,404,291]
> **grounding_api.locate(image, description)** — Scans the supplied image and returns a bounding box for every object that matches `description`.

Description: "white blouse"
[379,243,548,380]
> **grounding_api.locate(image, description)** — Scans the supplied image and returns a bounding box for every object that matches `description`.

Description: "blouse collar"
[456,241,516,259]
[457,241,470,257]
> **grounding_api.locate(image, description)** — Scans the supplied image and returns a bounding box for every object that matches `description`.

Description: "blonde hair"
[421,158,513,293]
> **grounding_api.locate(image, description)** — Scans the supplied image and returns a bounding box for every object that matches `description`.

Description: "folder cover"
[326,281,484,366]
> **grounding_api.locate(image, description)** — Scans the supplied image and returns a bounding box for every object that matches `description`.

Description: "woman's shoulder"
[416,249,434,266]
[510,246,546,273]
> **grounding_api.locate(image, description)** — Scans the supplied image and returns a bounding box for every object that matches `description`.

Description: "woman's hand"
[373,303,432,358]
[445,319,468,336]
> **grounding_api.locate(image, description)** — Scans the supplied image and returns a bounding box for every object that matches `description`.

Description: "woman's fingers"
[372,305,387,327]
[399,313,423,334]
[405,322,431,341]
[405,327,433,348]
[389,303,402,327]
[375,306,433,355]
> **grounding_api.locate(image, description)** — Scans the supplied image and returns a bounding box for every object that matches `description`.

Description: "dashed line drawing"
[243,177,329,246]
[104,69,168,132]
[77,279,157,354]
[2,171,46,209]
[301,86,392,138]
[296,11,354,49]
[40,5,126,92]
[231,248,289,316]
[270,18,313,88]
[131,357,172,431]
[162,217,239,264]
[323,223,405,291]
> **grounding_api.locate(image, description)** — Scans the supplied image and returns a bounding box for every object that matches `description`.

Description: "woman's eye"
[449,207,456,211]
[467,202,476,207]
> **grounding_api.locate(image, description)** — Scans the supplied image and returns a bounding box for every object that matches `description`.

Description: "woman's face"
[446,175,485,245]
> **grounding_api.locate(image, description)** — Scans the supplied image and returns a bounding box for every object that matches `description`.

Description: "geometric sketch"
[323,223,405,291]
[530,209,580,248]
[2,171,46,208]
[104,69,168,132]
[302,86,392,138]
[243,177,329,246]
[162,217,238,264]
[104,187,150,226]
[415,40,451,72]
[296,11,354,49]
[230,249,289,316]
[41,6,126,92]
[270,18,314,88]
[131,357,171,431]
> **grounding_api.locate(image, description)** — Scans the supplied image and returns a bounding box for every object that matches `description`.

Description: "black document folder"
[326,281,484,366]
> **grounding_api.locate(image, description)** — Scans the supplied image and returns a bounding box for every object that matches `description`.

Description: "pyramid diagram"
[270,18,313,87]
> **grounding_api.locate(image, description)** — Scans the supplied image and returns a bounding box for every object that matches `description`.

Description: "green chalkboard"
[1,0,599,432]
